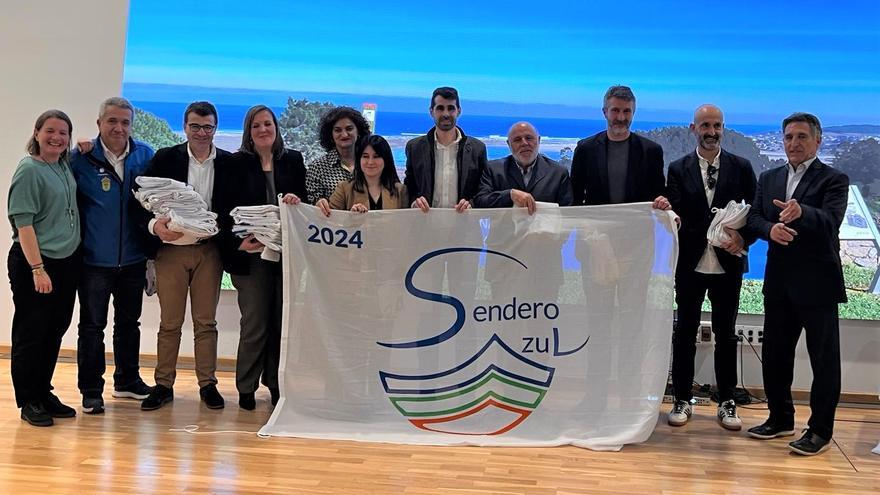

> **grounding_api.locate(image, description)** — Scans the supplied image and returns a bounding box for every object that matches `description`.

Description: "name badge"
[101,176,111,192]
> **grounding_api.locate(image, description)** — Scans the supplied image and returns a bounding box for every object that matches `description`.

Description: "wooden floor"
[0,360,878,495]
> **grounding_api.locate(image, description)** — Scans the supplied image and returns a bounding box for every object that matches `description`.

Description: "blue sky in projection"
[124,0,880,124]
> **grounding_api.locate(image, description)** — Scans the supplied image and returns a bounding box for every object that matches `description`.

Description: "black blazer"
[135,142,232,258]
[745,159,849,305]
[403,127,488,205]
[473,154,573,208]
[666,150,757,276]
[570,131,665,205]
[214,149,307,275]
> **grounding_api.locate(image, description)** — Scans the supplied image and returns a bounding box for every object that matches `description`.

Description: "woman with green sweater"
[7,110,81,427]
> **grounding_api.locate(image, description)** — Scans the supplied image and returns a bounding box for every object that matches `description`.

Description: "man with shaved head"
[665,104,757,430]
[473,121,573,210]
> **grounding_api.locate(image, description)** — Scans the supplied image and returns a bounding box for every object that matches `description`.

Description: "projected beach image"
[122,0,880,318]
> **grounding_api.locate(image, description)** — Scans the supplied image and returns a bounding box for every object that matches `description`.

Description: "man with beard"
[404,87,487,213]
[474,121,572,211]
[570,85,667,208]
[665,104,757,430]
[474,121,572,299]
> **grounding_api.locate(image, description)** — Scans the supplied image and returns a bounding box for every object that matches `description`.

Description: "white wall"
[1,3,876,393]
[0,1,243,360]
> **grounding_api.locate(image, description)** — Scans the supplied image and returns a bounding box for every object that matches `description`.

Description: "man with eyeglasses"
[137,101,230,411]
[665,104,757,430]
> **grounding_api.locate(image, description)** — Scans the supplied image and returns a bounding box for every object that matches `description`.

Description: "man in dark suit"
[404,87,488,213]
[473,121,573,210]
[745,112,849,456]
[570,85,667,209]
[666,104,757,431]
[474,121,572,298]
[138,101,231,411]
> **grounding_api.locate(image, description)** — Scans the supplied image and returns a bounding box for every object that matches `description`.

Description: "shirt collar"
[434,128,462,150]
[789,156,817,173]
[696,148,721,168]
[100,138,130,161]
[187,142,216,165]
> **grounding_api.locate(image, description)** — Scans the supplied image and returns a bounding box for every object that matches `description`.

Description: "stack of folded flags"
[707,200,751,257]
[230,205,282,261]
[134,176,219,245]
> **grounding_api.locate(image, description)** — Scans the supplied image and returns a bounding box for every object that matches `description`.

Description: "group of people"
[7,85,848,457]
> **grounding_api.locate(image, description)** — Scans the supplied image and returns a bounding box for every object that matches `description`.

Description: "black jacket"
[745,159,849,305]
[570,131,665,205]
[404,127,488,205]
[666,149,757,276]
[214,149,307,275]
[474,154,573,208]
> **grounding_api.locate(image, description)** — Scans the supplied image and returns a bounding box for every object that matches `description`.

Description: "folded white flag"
[707,200,751,257]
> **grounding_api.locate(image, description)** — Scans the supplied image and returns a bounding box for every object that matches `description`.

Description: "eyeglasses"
[187,123,216,134]
[706,164,718,190]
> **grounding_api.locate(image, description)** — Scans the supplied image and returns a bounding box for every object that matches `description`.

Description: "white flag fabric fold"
[261,203,679,451]
[134,176,218,245]
[707,200,751,256]
[230,204,283,260]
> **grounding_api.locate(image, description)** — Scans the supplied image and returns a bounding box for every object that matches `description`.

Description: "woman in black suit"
[214,105,306,410]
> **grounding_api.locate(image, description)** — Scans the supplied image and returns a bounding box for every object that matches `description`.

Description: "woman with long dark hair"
[318,135,407,215]
[214,105,306,410]
[7,110,81,426]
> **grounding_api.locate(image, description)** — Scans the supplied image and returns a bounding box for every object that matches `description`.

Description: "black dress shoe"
[43,392,76,418]
[747,420,795,439]
[239,392,256,410]
[789,430,831,456]
[21,403,54,427]
[270,387,280,406]
[141,384,174,411]
[200,384,225,409]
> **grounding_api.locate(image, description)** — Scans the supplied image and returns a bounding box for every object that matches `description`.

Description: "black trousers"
[7,243,80,408]
[672,269,742,402]
[762,296,840,440]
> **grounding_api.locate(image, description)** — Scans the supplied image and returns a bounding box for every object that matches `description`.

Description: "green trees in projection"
[832,137,880,229]
[277,98,337,164]
[637,126,773,175]
[132,108,183,150]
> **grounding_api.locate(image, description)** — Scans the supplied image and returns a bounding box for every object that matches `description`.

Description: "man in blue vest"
[70,97,155,415]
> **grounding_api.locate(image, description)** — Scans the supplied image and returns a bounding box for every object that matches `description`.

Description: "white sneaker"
[717,400,742,431]
[668,400,693,426]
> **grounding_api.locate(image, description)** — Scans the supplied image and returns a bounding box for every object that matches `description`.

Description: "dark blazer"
[474,155,573,208]
[404,127,488,205]
[214,149,307,275]
[666,149,757,276]
[135,142,232,258]
[570,131,665,205]
[745,159,849,305]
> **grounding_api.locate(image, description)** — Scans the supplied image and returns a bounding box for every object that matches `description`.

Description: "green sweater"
[7,156,80,258]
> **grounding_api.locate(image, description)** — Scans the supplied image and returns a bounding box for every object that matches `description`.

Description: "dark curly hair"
[318,106,371,152]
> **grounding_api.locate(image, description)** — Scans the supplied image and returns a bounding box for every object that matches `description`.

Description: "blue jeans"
[77,261,147,396]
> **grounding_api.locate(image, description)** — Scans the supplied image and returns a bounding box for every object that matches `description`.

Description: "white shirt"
[786,156,817,201]
[432,128,461,208]
[101,138,130,180]
[695,148,724,275]
[187,143,217,209]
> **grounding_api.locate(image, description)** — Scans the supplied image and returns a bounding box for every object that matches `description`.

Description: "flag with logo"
[260,203,678,450]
